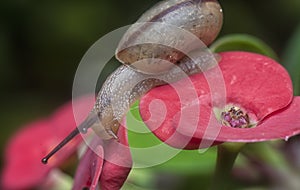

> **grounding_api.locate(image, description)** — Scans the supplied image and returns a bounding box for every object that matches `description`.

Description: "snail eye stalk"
[41,113,98,164]
[41,128,80,164]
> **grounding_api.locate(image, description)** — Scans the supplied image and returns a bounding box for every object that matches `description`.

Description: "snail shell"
[116,0,223,74]
[82,0,223,139]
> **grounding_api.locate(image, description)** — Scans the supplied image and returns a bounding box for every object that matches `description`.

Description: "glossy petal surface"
[139,52,295,149]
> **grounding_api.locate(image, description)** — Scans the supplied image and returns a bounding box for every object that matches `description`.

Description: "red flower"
[1,95,93,190]
[72,123,132,190]
[139,51,300,149]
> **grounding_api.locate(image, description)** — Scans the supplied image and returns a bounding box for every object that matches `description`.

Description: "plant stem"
[210,143,245,190]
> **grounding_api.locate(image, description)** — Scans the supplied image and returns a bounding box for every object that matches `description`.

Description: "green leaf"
[124,169,156,189]
[126,102,216,175]
[210,34,278,60]
[282,24,300,95]
[121,182,155,190]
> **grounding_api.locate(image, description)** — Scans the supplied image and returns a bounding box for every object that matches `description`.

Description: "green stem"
[210,143,245,190]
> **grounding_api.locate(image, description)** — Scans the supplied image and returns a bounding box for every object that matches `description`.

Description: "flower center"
[221,106,250,128]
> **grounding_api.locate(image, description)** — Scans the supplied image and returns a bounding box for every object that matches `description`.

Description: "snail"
[42,0,223,164]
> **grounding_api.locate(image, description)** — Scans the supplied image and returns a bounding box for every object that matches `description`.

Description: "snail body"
[42,0,223,163]
[90,50,219,139]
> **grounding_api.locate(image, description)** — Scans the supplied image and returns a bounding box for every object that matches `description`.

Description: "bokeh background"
[1,0,300,189]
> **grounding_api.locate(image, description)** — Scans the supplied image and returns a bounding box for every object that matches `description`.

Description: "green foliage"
[282,24,300,95]
[210,34,278,60]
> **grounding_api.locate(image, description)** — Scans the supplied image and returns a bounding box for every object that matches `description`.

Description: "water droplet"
[285,136,289,141]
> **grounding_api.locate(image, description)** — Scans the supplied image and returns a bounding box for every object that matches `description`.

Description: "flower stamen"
[221,106,250,128]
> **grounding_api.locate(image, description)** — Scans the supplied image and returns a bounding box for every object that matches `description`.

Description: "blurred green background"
[0,0,300,188]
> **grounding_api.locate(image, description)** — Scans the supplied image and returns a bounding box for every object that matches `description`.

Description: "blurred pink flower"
[139,51,300,149]
[1,95,93,190]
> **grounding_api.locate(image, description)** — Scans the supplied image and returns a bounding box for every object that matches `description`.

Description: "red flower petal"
[139,51,294,149]
[72,122,132,190]
[169,96,300,144]
[72,137,104,190]
[243,96,300,142]
[1,96,93,190]
[1,120,54,190]
[99,125,132,190]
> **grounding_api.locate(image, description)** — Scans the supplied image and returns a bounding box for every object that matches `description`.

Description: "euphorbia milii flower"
[72,122,132,190]
[1,95,93,190]
[139,51,300,149]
